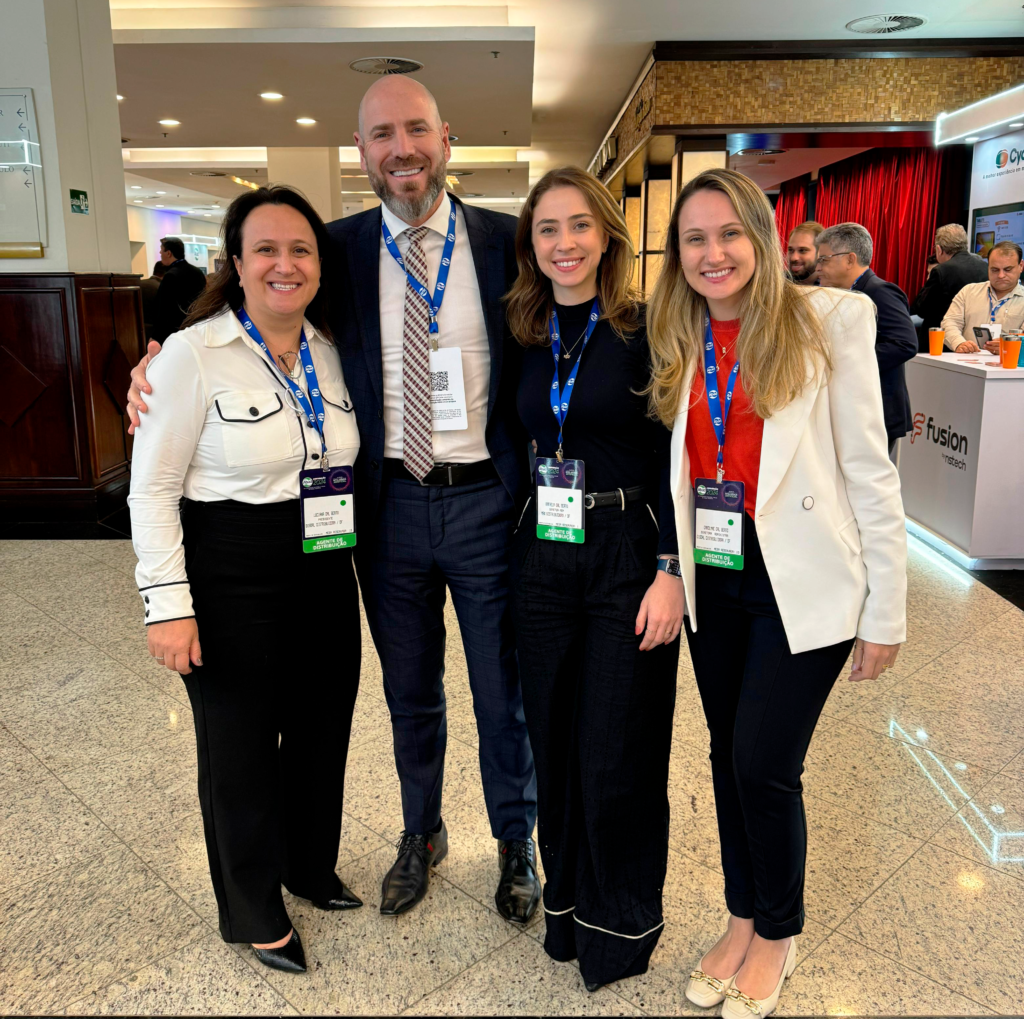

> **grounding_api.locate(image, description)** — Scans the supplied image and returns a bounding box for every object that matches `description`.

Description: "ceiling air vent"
[349,57,423,75]
[190,171,228,177]
[845,14,926,33]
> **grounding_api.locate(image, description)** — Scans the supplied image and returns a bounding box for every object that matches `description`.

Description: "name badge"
[428,347,468,431]
[300,465,357,553]
[535,457,585,543]
[693,478,744,569]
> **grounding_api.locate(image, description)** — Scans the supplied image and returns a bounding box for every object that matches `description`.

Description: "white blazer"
[670,287,907,655]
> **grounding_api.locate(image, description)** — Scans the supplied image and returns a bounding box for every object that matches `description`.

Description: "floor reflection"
[890,720,1023,864]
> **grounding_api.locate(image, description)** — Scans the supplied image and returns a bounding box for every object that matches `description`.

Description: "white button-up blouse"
[127,307,360,625]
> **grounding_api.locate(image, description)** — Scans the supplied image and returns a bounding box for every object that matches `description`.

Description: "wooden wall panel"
[0,273,143,519]
[0,285,79,481]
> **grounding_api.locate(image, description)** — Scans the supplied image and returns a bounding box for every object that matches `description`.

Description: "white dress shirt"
[379,197,491,462]
[941,280,1024,349]
[128,307,360,624]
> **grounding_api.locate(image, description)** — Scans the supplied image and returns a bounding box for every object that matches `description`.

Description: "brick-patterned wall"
[601,65,656,181]
[654,57,1024,125]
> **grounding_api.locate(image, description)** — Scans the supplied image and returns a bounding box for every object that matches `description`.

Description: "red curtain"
[774,176,808,251]
[815,147,943,298]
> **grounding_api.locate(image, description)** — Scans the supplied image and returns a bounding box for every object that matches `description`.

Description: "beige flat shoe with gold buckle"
[684,956,738,1008]
[721,938,797,1019]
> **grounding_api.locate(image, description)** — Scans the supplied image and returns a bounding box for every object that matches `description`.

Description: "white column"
[0,0,130,272]
[266,147,344,224]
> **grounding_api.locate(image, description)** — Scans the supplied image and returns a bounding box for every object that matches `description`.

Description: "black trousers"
[180,499,361,944]
[511,499,678,987]
[685,519,853,940]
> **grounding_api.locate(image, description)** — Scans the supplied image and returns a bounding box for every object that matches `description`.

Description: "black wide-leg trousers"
[685,519,853,940]
[180,499,361,944]
[511,500,678,987]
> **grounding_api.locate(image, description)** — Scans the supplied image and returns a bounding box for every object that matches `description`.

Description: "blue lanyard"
[381,196,457,336]
[989,287,1012,322]
[548,298,600,461]
[237,307,327,456]
[702,317,740,483]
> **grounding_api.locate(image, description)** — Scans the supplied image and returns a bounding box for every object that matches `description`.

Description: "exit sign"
[69,189,89,214]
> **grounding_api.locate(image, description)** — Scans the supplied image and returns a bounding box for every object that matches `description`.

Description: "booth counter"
[898,351,1024,569]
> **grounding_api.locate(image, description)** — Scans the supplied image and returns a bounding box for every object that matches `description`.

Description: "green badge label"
[536,525,585,543]
[303,533,357,553]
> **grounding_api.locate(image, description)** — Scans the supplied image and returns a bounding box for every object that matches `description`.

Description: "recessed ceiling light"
[204,213,212,217]
[130,185,142,189]
[965,136,980,143]
[133,199,143,203]
[116,94,124,101]
[1010,122,1024,129]
[158,119,180,126]
[260,92,284,100]
[154,204,164,208]
[155,190,167,195]
[296,117,316,125]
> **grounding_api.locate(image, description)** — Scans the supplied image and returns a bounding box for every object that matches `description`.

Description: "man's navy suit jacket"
[325,197,530,529]
[852,268,919,442]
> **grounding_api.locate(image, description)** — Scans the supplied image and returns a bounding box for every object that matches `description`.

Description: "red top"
[684,319,764,519]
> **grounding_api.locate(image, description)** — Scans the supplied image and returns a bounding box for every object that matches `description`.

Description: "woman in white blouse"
[128,186,361,974]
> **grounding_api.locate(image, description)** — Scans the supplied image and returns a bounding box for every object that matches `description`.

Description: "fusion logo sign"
[910,412,971,471]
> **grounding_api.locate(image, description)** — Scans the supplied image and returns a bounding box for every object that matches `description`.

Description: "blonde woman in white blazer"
[646,169,906,1019]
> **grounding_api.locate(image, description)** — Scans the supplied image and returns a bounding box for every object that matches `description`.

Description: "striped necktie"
[401,226,434,480]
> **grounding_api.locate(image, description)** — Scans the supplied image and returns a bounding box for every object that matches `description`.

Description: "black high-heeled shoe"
[252,929,306,973]
[309,883,363,911]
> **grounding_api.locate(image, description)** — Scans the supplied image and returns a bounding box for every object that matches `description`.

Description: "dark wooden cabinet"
[0,273,144,520]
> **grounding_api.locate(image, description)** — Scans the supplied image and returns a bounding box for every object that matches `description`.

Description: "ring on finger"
[154,656,165,661]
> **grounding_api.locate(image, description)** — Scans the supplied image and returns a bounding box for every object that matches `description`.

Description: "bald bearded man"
[328,76,539,922]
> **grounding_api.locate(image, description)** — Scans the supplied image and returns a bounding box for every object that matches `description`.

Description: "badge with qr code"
[427,347,469,431]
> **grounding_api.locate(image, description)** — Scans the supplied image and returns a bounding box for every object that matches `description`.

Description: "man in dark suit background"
[139,260,167,342]
[816,222,919,454]
[152,236,207,343]
[910,223,989,346]
[327,74,539,923]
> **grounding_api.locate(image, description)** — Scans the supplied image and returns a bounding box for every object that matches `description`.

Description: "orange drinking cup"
[928,328,944,355]
[1002,337,1022,369]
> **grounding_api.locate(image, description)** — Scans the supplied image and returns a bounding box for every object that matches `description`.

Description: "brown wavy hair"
[646,167,833,425]
[183,184,332,338]
[505,166,641,345]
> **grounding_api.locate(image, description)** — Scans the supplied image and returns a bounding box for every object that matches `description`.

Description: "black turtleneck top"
[516,300,677,555]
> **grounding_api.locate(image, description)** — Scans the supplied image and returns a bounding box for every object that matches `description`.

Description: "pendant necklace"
[561,322,590,360]
[278,350,301,378]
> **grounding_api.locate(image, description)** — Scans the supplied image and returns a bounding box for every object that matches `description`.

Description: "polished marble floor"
[0,535,1022,1016]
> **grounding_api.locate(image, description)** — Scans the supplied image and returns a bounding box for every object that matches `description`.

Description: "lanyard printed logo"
[702,317,740,484]
[381,197,457,334]
[548,298,600,461]
[237,307,327,455]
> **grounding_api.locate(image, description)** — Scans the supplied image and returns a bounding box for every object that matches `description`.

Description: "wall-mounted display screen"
[971,202,1024,257]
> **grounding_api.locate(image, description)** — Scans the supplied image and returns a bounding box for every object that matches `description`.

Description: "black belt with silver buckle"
[584,485,646,511]
[384,458,498,487]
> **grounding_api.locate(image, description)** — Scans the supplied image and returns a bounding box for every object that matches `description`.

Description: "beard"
[368,157,448,223]
[790,262,816,282]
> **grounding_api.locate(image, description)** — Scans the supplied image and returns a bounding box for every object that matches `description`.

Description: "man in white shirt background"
[328,75,539,923]
[942,240,1024,353]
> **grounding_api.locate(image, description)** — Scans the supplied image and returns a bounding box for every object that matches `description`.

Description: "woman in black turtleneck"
[505,166,683,992]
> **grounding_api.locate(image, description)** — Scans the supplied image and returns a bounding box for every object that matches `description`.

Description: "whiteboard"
[0,88,47,250]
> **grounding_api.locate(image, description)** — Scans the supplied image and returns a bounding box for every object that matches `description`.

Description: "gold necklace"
[561,322,590,360]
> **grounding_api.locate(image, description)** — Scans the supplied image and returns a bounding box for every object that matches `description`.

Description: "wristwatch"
[656,555,682,578]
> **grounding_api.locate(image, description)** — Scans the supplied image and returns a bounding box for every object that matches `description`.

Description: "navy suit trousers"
[357,474,537,840]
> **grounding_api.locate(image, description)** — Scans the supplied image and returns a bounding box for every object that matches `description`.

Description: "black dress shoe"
[252,929,306,974]
[309,883,363,911]
[584,981,602,993]
[380,821,448,916]
[494,838,541,924]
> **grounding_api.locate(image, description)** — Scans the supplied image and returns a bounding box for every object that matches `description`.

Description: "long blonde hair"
[505,166,641,346]
[646,167,832,425]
